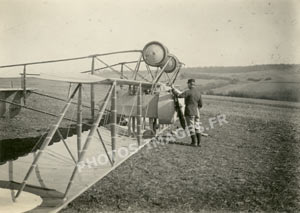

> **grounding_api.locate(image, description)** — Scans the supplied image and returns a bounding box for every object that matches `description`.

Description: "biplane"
[0,41,186,212]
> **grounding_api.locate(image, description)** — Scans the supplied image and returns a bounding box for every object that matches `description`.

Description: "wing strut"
[63,82,115,199]
[15,83,81,199]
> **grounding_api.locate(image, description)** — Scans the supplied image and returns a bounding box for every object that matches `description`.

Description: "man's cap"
[187,79,195,84]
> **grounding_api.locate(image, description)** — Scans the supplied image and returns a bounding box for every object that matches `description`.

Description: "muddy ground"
[61,96,300,212]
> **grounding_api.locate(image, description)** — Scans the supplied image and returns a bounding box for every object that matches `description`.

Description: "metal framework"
[15,84,81,198]
[0,46,183,211]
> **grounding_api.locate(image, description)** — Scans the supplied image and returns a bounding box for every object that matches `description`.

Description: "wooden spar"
[146,64,154,80]
[124,63,151,82]
[120,63,124,89]
[137,83,142,146]
[118,56,150,82]
[111,81,117,164]
[149,57,173,94]
[22,65,26,105]
[77,84,82,159]
[95,57,128,79]
[96,129,113,166]
[0,50,141,69]
[15,84,81,199]
[90,57,95,121]
[133,54,143,80]
[0,56,90,69]
[81,60,142,73]
[63,82,115,199]
[91,50,141,58]
[152,57,172,84]
[124,63,134,72]
[32,152,47,189]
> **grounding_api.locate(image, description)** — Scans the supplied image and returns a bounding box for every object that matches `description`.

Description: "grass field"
[61,95,300,212]
[178,64,300,102]
[209,82,300,102]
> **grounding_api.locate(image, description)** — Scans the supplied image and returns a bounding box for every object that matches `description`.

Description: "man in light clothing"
[172,79,202,146]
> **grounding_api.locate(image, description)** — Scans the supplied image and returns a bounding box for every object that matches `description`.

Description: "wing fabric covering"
[33,73,155,87]
[32,73,106,84]
[0,84,152,212]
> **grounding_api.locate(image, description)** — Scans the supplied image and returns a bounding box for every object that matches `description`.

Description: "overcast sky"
[1,0,299,71]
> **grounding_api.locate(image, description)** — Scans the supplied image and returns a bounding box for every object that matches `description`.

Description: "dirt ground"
[61,96,300,212]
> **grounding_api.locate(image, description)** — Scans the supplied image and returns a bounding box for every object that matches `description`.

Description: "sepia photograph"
[0,0,299,212]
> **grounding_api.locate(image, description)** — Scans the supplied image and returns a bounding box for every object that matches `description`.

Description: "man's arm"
[171,87,186,98]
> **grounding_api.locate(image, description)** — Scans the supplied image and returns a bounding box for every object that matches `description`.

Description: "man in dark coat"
[172,79,202,146]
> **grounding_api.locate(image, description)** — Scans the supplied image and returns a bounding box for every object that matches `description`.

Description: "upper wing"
[32,73,170,88]
[32,73,106,84]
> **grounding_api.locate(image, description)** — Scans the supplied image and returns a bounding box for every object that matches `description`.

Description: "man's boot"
[196,133,201,147]
[190,134,197,146]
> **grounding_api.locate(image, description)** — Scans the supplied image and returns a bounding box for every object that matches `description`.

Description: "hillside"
[177,64,300,102]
